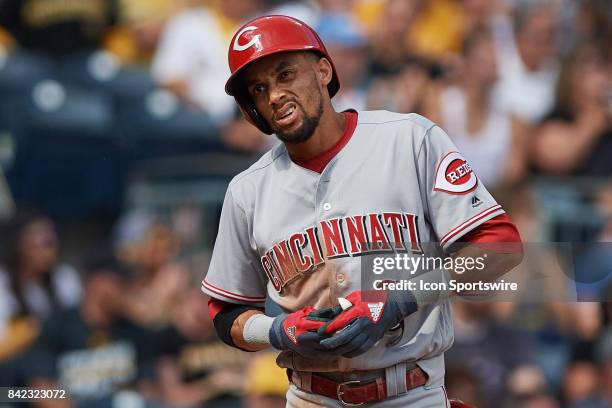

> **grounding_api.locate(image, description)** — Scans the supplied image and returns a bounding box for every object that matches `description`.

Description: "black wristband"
[212,303,262,352]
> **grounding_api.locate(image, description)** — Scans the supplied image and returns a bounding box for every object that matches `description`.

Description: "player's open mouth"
[275,103,298,127]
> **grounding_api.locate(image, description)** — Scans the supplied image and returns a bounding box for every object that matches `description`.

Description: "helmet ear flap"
[235,93,274,135]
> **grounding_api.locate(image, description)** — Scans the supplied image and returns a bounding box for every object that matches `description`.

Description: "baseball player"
[202,15,523,407]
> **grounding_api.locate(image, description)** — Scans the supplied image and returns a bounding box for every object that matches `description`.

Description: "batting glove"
[318,290,418,357]
[269,306,334,357]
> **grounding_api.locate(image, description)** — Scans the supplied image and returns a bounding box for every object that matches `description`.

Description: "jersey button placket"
[315,170,332,219]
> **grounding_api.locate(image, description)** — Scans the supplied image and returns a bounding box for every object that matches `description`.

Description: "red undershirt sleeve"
[460,214,523,253]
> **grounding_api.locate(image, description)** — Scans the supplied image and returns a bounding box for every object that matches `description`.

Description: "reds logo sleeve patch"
[433,151,478,194]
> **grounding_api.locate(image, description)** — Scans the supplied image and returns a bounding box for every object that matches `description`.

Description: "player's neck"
[285,105,346,161]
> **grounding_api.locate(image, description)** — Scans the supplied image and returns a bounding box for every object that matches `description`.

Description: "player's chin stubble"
[273,94,324,145]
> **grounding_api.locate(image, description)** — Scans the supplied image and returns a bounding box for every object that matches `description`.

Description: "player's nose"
[269,84,288,109]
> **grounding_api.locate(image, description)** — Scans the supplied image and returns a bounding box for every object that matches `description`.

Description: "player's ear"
[315,56,333,88]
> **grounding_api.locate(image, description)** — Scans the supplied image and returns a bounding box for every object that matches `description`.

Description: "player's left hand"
[318,290,418,357]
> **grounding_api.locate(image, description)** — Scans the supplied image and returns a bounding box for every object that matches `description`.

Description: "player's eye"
[279,69,294,81]
[251,84,266,96]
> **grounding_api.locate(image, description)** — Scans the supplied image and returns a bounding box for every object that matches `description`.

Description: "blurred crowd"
[0,209,287,408]
[0,0,610,407]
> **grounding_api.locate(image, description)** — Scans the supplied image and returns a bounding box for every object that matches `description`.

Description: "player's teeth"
[281,107,294,119]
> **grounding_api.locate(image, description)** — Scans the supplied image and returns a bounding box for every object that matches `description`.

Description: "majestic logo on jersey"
[261,212,422,293]
[368,302,384,322]
[433,151,478,194]
[233,26,262,51]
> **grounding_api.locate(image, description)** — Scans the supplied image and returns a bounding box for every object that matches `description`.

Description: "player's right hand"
[268,306,334,357]
[318,290,418,357]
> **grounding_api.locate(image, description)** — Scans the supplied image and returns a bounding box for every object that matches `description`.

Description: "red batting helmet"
[225,15,340,134]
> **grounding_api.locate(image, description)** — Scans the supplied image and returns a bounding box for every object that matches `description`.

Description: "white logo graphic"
[233,26,262,51]
[433,151,478,194]
[286,326,297,344]
[368,302,384,322]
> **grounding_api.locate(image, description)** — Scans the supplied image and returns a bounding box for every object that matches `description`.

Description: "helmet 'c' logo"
[233,26,262,52]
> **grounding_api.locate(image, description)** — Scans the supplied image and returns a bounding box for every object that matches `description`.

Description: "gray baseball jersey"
[202,110,505,383]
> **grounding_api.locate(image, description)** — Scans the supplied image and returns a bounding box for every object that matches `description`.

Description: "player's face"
[242,52,328,143]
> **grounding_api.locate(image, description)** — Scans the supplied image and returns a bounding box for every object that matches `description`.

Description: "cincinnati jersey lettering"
[261,212,422,292]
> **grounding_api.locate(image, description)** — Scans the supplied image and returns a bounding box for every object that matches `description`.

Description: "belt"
[287,366,429,406]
